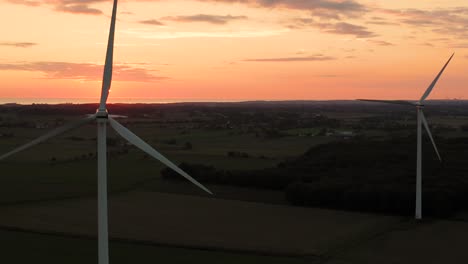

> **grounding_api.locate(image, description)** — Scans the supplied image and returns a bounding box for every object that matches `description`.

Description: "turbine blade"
[99,0,118,111]
[419,53,454,103]
[0,115,96,160]
[420,111,442,161]
[357,99,415,106]
[108,117,213,194]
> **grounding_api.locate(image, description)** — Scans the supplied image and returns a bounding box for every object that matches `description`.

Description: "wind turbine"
[358,53,454,220]
[0,0,212,263]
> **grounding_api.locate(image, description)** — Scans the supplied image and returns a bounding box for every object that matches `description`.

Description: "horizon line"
[0,97,466,106]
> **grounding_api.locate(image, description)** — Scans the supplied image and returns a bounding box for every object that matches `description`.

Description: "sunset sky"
[0,0,467,102]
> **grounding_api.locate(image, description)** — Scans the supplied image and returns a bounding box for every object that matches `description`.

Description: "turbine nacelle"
[96,109,109,118]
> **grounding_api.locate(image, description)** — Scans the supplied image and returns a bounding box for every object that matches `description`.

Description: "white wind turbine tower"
[358,53,454,220]
[0,0,212,263]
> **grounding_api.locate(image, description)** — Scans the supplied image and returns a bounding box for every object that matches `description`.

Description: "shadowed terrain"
[1,101,468,263]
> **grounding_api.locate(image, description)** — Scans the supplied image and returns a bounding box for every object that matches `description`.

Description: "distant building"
[326,130,355,139]
[35,122,49,129]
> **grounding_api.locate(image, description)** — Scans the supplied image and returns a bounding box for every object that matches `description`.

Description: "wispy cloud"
[380,7,468,38]
[6,0,105,15]
[5,0,40,7]
[368,40,394,46]
[420,42,434,47]
[319,22,376,37]
[122,28,289,39]
[290,18,376,38]
[162,14,248,25]
[140,19,165,26]
[0,42,37,48]
[243,54,335,62]
[6,0,367,19]
[367,16,399,26]
[198,0,367,19]
[55,3,102,15]
[450,43,468,49]
[0,61,166,82]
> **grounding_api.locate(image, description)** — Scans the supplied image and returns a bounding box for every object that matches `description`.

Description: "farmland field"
[1,101,468,263]
[1,192,468,264]
[0,229,310,264]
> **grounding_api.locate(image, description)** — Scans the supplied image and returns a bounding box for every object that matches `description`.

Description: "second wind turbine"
[359,53,454,220]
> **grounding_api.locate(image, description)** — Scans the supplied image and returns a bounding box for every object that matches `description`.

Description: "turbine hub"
[96,109,109,118]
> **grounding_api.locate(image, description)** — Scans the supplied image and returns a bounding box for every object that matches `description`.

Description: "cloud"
[320,22,376,37]
[162,14,248,25]
[368,40,394,46]
[55,3,103,15]
[0,61,166,82]
[380,7,468,38]
[450,43,468,49]
[6,0,367,19]
[5,0,40,6]
[6,0,105,15]
[421,42,434,47]
[122,28,289,39]
[243,54,335,62]
[367,16,399,26]
[140,19,165,26]
[0,42,37,48]
[291,19,376,38]
[198,0,367,19]
[287,16,376,37]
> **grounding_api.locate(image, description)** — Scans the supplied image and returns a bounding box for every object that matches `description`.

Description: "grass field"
[1,191,467,264]
[0,119,329,164]
[325,219,468,264]
[0,191,400,256]
[0,117,332,205]
[0,229,311,264]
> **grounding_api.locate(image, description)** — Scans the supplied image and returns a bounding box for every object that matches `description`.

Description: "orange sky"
[0,0,467,102]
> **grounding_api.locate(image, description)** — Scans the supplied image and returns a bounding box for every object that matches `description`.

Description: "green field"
[0,116,333,205]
